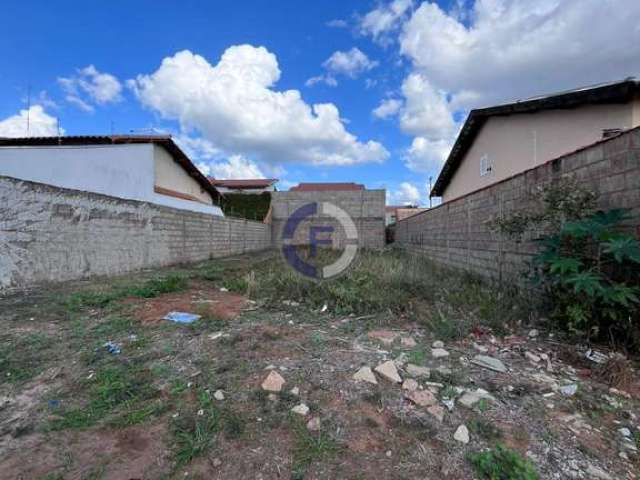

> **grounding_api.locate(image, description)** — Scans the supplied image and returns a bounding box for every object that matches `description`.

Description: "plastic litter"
[164,311,201,324]
[585,349,608,364]
[103,341,121,355]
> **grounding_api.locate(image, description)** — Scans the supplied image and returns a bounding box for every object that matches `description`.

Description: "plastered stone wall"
[0,176,271,290]
[395,127,640,281]
[270,189,386,249]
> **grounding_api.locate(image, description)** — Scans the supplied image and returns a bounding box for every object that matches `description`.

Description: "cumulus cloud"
[388,181,422,206]
[400,0,640,110]
[360,0,414,45]
[306,48,378,87]
[404,136,452,173]
[130,46,388,167]
[58,65,122,112]
[197,155,265,180]
[0,105,61,137]
[326,19,348,28]
[174,134,222,161]
[372,98,402,119]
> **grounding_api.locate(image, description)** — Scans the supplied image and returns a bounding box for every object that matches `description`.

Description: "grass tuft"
[291,416,341,479]
[469,444,538,480]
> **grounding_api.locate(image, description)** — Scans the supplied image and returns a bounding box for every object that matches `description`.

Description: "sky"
[1,0,639,206]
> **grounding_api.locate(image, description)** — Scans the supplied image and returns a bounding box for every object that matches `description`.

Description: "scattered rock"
[353,366,378,385]
[473,342,488,353]
[427,405,445,422]
[442,399,455,411]
[585,465,613,480]
[406,389,437,407]
[291,404,309,416]
[261,371,286,392]
[211,458,222,467]
[472,355,507,373]
[528,329,539,338]
[394,352,409,367]
[405,364,430,378]
[431,348,449,358]
[525,351,541,363]
[401,336,417,348]
[213,390,225,401]
[559,384,578,397]
[402,379,419,391]
[367,330,397,345]
[375,360,402,383]
[454,425,470,444]
[618,427,631,438]
[306,417,321,431]
[457,388,495,409]
[432,340,444,349]
[290,387,300,396]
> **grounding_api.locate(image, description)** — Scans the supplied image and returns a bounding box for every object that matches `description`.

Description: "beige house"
[0,135,223,215]
[432,78,640,202]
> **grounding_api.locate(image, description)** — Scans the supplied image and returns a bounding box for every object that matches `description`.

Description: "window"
[480,154,492,176]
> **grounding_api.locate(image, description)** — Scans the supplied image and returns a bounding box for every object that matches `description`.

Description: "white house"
[0,135,223,215]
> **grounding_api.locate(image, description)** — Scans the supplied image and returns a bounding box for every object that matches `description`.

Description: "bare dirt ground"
[0,250,638,479]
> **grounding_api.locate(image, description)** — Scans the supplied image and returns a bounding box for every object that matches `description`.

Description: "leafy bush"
[533,208,640,345]
[469,444,538,480]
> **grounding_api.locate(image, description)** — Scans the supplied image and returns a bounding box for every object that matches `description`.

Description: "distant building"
[432,78,640,203]
[0,135,223,215]
[289,182,364,192]
[209,178,278,194]
[386,205,428,225]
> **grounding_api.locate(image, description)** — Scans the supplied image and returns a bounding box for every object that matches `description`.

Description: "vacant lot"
[0,249,638,479]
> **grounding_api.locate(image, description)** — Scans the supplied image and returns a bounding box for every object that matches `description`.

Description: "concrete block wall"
[395,127,640,281]
[0,176,271,289]
[270,189,386,249]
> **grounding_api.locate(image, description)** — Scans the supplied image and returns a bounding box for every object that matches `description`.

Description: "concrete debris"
[367,330,398,345]
[405,364,430,379]
[528,329,539,338]
[375,360,402,383]
[559,384,578,397]
[353,366,378,385]
[401,336,417,348]
[406,389,437,407]
[454,425,470,444]
[471,355,507,373]
[432,340,444,349]
[213,390,225,401]
[261,371,286,392]
[427,405,445,422]
[402,379,419,391]
[290,387,300,396]
[525,351,541,363]
[291,403,310,416]
[306,417,321,431]
[457,388,495,409]
[431,348,449,358]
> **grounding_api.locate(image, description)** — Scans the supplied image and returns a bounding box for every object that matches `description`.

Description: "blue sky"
[2,0,639,205]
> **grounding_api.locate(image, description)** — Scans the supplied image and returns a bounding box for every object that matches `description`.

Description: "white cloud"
[372,98,402,119]
[326,19,348,28]
[59,65,122,111]
[400,0,640,110]
[0,105,61,137]
[307,48,378,87]
[197,155,265,179]
[174,134,222,161]
[388,181,422,206]
[360,0,414,45]
[130,47,388,167]
[404,136,452,173]
[399,73,457,140]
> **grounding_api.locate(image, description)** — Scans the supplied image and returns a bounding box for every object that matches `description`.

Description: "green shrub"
[469,444,538,480]
[533,208,640,345]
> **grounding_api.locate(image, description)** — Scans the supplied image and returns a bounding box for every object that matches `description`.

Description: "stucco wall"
[0,144,222,216]
[395,127,640,282]
[443,100,640,202]
[153,145,212,204]
[0,176,270,290]
[271,190,385,249]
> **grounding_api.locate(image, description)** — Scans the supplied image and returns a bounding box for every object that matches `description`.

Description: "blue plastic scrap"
[164,311,201,324]
[103,341,122,355]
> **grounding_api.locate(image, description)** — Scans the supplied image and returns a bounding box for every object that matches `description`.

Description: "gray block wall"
[394,127,640,282]
[270,189,386,249]
[0,176,271,290]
